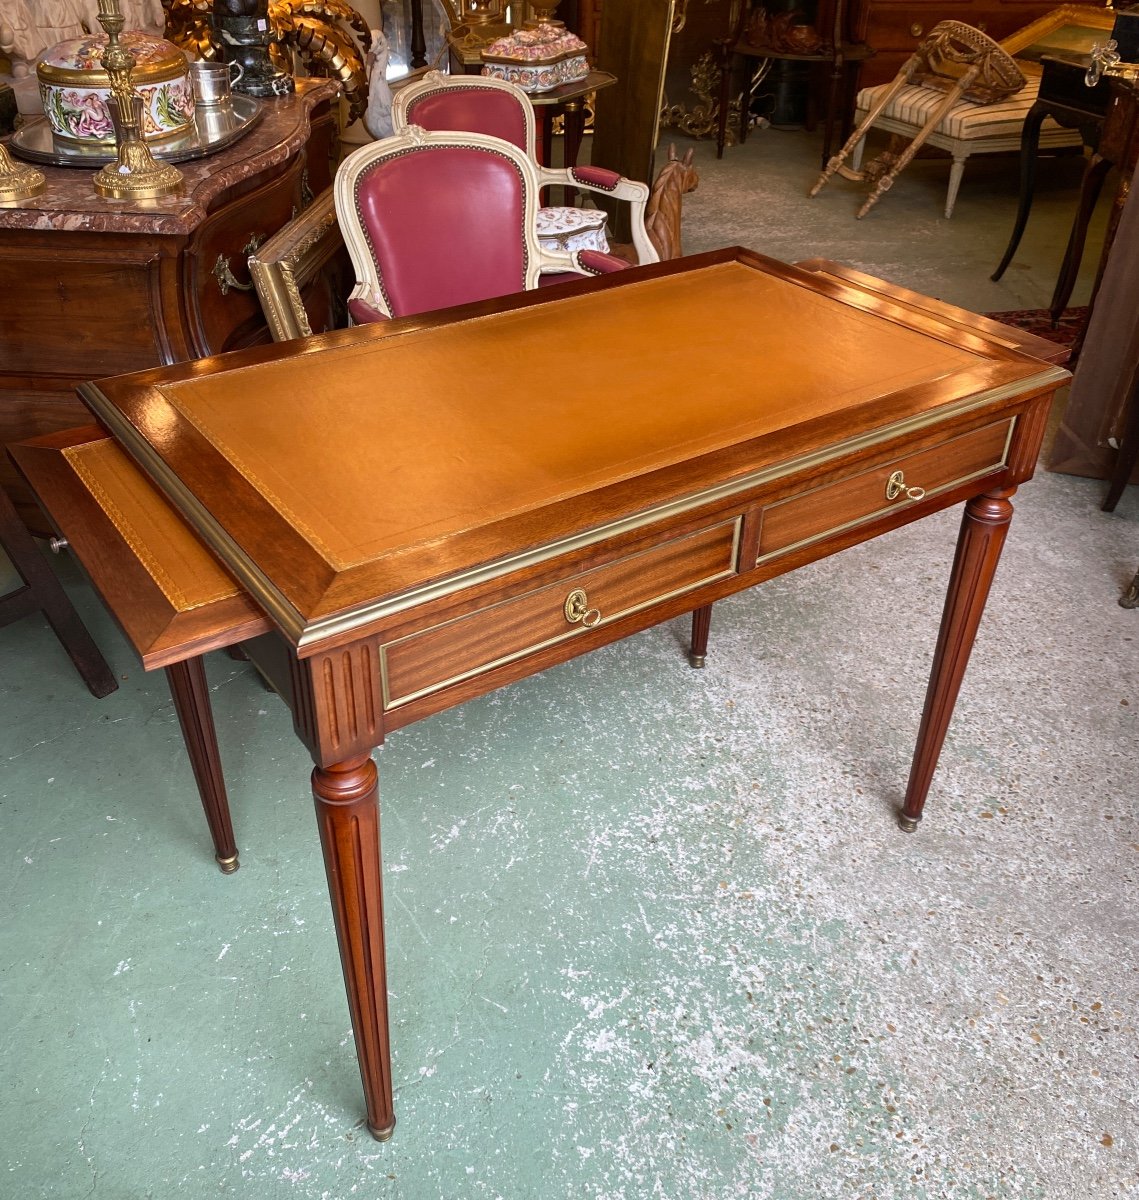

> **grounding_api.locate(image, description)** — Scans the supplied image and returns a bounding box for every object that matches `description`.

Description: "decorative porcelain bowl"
[37,32,194,144]
[481,23,589,93]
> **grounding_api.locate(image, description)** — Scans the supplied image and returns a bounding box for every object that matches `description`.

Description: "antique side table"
[12,249,1069,1141]
[715,0,873,166]
[0,78,339,531]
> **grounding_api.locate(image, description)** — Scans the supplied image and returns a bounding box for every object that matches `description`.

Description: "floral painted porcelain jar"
[37,31,194,144]
[480,24,589,94]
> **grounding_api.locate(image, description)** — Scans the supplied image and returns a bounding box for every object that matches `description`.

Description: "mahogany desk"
[12,250,1068,1140]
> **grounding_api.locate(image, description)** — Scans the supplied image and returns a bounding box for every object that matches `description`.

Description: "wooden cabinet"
[0,79,338,530]
[854,1,1106,87]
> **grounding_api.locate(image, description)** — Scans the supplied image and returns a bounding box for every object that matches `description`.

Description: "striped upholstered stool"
[850,74,1085,218]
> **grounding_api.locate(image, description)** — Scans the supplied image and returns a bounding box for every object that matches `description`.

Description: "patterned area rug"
[984,305,1089,349]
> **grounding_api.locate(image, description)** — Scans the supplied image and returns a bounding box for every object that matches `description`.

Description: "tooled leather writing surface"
[156,264,993,564]
[63,439,241,612]
[86,255,1060,633]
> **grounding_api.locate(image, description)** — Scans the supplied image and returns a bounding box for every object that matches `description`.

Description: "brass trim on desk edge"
[79,366,1068,653]
[377,518,744,711]
[757,463,1005,566]
[755,419,1019,565]
[77,381,310,646]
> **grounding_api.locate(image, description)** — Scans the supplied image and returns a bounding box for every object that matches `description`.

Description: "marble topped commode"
[0,78,339,530]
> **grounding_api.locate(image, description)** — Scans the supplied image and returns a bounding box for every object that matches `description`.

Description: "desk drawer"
[757,418,1013,562]
[186,157,305,356]
[382,517,741,709]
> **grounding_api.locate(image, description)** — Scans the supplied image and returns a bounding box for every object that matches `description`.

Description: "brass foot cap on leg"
[897,812,921,834]
[367,1116,396,1142]
[216,853,241,874]
[688,652,706,669]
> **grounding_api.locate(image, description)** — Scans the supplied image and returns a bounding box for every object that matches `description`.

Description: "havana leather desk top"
[12,249,1069,1140]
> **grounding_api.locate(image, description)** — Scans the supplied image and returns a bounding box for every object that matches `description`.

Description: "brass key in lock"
[885,469,926,502]
[564,587,602,628]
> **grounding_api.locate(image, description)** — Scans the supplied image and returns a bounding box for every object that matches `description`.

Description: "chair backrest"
[334,126,547,321]
[907,20,1025,105]
[392,71,537,160]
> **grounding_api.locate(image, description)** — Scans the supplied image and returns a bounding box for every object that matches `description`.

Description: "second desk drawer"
[757,418,1013,561]
[381,517,741,709]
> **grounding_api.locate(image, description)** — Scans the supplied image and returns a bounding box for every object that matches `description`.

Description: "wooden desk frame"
[12,250,1068,1141]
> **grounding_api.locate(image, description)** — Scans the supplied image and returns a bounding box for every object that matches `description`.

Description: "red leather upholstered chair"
[391,71,660,267]
[334,126,630,324]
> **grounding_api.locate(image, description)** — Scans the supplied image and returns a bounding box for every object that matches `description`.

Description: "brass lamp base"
[93,97,183,200]
[91,0,183,201]
[93,150,183,199]
[0,143,46,202]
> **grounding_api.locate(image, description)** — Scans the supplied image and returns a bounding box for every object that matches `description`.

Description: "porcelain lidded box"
[481,24,589,93]
[37,31,194,144]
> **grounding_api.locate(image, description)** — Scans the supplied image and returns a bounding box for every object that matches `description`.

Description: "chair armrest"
[569,249,631,275]
[569,165,622,190]
[536,245,631,284]
[348,296,391,324]
[536,166,659,267]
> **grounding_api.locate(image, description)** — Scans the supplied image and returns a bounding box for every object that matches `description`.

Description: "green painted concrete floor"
[2,127,1137,1199]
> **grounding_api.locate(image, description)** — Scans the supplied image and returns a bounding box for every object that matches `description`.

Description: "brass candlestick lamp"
[92,0,183,200]
[0,142,45,203]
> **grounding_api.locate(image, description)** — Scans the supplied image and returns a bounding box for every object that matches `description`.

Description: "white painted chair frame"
[334,125,613,321]
[391,70,659,266]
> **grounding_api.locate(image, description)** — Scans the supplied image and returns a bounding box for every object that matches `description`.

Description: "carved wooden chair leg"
[814,22,1023,217]
[810,64,915,197]
[0,485,117,699]
[855,76,973,218]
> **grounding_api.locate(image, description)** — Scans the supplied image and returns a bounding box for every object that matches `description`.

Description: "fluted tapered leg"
[165,656,238,872]
[689,604,713,668]
[901,487,1016,832]
[312,754,394,1140]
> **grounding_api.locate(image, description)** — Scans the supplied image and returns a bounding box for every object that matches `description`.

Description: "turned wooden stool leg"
[689,603,713,668]
[900,487,1016,832]
[165,656,239,873]
[313,753,395,1140]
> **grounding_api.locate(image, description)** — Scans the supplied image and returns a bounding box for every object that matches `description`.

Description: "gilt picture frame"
[1000,4,1117,73]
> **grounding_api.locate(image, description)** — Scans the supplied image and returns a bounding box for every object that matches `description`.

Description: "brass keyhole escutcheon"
[885,469,926,503]
[564,587,602,628]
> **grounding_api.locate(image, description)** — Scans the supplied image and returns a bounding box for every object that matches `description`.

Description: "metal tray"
[8,95,263,168]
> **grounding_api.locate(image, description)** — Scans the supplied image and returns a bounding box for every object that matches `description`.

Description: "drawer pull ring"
[886,469,925,503]
[564,587,602,628]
